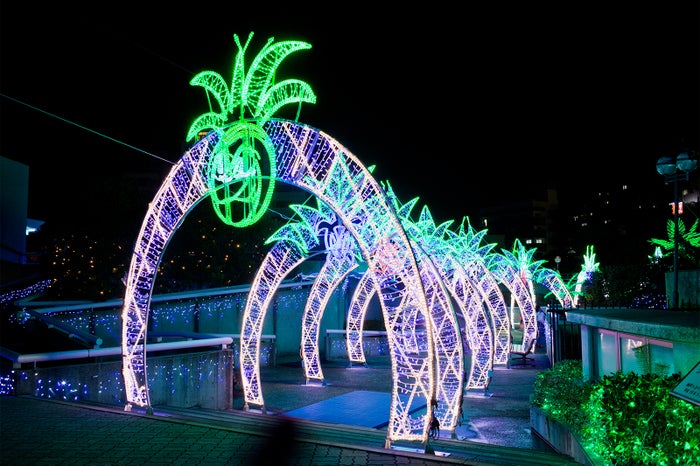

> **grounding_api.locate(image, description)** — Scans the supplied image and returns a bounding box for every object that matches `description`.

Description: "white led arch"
[535,268,574,310]
[121,134,219,409]
[485,254,539,351]
[447,219,512,366]
[345,271,376,364]
[236,120,437,445]
[388,193,503,389]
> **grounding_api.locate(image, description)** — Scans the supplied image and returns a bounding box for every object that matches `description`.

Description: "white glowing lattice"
[387,191,501,389]
[346,272,376,364]
[241,120,435,443]
[240,240,308,408]
[534,268,574,309]
[261,192,463,433]
[448,219,511,366]
[300,226,358,383]
[121,133,219,408]
[486,253,538,351]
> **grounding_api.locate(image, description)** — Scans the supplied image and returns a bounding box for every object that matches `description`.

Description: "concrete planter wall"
[14,349,234,410]
[665,269,700,308]
[530,406,604,466]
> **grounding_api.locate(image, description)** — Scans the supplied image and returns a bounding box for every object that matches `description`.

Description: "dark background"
[1,3,698,227]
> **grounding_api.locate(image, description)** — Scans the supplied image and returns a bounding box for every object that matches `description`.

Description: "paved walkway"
[0,347,581,465]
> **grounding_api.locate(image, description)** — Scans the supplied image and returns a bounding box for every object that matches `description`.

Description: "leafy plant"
[582,371,700,465]
[533,362,700,466]
[649,218,700,269]
[532,359,592,432]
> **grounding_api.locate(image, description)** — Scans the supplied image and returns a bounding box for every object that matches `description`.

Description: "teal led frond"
[417,205,455,237]
[265,202,326,255]
[452,217,495,259]
[382,183,454,253]
[382,181,420,221]
[331,162,368,209]
[403,204,454,255]
[503,239,546,281]
[396,197,420,223]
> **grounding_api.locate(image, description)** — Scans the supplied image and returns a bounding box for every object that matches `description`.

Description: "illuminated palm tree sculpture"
[187,32,316,228]
[572,245,600,307]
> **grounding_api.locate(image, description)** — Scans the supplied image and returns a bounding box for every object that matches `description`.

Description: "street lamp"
[656,152,698,309]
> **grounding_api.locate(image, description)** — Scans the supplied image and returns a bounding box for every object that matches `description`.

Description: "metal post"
[657,152,697,310]
[672,177,679,310]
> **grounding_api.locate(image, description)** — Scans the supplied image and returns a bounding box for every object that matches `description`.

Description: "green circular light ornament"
[208,121,277,228]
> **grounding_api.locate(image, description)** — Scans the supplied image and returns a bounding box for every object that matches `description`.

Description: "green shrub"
[581,371,700,466]
[533,363,700,466]
[532,359,592,432]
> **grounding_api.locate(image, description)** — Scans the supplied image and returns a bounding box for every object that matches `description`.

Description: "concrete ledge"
[530,406,604,466]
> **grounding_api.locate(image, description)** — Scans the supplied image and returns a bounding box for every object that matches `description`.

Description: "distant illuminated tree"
[573,245,600,307]
[649,246,663,264]
[187,32,316,228]
[649,218,700,268]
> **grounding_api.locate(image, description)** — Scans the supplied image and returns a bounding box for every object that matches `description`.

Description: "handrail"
[17,279,316,313]
[25,309,102,348]
[0,337,233,365]
[149,332,276,341]
[325,329,387,336]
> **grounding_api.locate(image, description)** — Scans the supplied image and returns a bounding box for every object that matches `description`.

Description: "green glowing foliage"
[649,218,700,268]
[581,245,600,274]
[187,32,316,139]
[501,239,546,281]
[533,363,700,465]
[453,217,495,259]
[188,32,316,228]
[532,360,591,432]
[206,122,278,228]
[582,371,700,465]
[265,201,333,255]
[571,245,599,305]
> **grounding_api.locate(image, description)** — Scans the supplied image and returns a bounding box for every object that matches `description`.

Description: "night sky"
[1,4,698,228]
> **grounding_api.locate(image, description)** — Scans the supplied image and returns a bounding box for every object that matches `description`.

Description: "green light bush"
[532,359,592,433]
[582,371,700,466]
[533,362,700,466]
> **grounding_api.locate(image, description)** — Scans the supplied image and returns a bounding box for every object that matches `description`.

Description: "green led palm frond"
[570,245,600,306]
[265,197,341,257]
[501,239,546,280]
[581,245,600,274]
[382,180,420,221]
[649,218,700,257]
[266,221,315,255]
[565,273,582,296]
[396,197,420,222]
[265,203,322,255]
[187,32,316,228]
[187,32,316,140]
[450,217,495,260]
[416,205,454,235]
[411,205,453,251]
